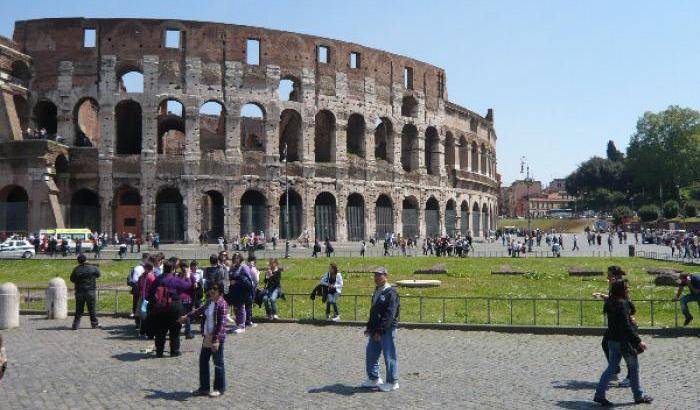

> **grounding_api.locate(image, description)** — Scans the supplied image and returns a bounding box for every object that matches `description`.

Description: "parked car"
[0,239,36,258]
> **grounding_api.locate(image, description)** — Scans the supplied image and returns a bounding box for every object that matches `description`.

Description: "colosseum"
[0,17,499,243]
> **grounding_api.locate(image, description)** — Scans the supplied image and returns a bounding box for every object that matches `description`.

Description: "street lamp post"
[521,157,533,251]
[284,143,291,259]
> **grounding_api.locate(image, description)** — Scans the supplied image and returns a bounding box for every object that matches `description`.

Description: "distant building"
[527,191,576,218]
[503,180,543,217]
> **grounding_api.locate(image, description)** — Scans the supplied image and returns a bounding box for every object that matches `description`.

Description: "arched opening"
[0,185,29,233]
[158,99,185,156]
[74,98,100,147]
[459,136,469,171]
[472,202,481,236]
[445,200,456,237]
[401,95,418,118]
[375,194,393,239]
[53,154,69,185]
[201,190,225,241]
[118,70,144,94]
[401,124,419,172]
[482,203,489,234]
[480,144,488,174]
[33,100,57,136]
[278,76,300,102]
[346,113,366,157]
[70,189,100,231]
[114,186,141,237]
[471,143,479,173]
[314,110,336,163]
[13,95,29,134]
[240,103,265,152]
[115,100,142,155]
[460,201,470,236]
[445,132,455,171]
[279,109,302,162]
[346,193,365,241]
[425,196,440,237]
[374,117,393,163]
[402,196,419,239]
[240,190,267,236]
[199,101,225,153]
[156,187,185,242]
[10,61,30,85]
[314,192,337,241]
[425,126,440,175]
[279,190,302,240]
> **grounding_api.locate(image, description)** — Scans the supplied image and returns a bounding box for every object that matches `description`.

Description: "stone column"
[465,141,472,172]
[45,277,68,319]
[476,145,482,174]
[184,180,198,243]
[0,282,20,329]
[336,190,347,242]
[56,61,74,144]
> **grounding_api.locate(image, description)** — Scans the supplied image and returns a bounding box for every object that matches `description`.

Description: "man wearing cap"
[361,267,400,392]
[70,253,101,330]
[675,272,700,326]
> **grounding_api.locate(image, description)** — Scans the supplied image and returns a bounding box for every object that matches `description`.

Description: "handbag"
[139,299,149,317]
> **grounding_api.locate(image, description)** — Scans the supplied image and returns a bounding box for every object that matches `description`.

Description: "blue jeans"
[595,341,643,400]
[680,293,700,319]
[366,328,398,383]
[199,341,225,393]
[262,288,280,316]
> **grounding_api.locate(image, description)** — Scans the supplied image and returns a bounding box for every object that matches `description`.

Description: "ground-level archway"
[445,200,456,238]
[472,202,481,237]
[460,201,469,236]
[375,194,393,239]
[425,196,440,237]
[70,189,100,232]
[0,185,28,233]
[202,191,225,241]
[346,193,365,241]
[114,186,141,237]
[156,188,185,242]
[314,192,337,241]
[402,196,419,239]
[279,190,302,240]
[240,190,267,236]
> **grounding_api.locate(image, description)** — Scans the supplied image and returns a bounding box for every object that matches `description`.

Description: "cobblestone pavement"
[1,316,697,409]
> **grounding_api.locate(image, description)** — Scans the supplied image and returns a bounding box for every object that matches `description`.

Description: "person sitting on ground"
[320,263,343,321]
[675,272,700,326]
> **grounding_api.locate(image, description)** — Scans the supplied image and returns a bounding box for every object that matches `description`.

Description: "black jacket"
[366,286,400,334]
[204,265,227,292]
[70,263,100,293]
[604,299,641,348]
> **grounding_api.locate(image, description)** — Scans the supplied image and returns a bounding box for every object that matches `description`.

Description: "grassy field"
[498,218,591,232]
[1,257,694,328]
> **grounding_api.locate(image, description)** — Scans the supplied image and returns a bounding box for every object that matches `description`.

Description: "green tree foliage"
[565,156,628,211]
[606,140,624,161]
[662,200,680,219]
[612,206,633,225]
[684,203,697,218]
[638,205,660,222]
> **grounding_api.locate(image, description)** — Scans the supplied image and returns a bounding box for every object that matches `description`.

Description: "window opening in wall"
[404,67,413,90]
[119,71,144,93]
[278,77,300,102]
[83,29,96,48]
[246,39,260,65]
[165,30,181,48]
[240,103,265,152]
[317,45,329,64]
[350,52,360,69]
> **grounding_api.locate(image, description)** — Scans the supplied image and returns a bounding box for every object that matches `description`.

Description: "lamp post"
[284,142,291,259]
[521,157,534,251]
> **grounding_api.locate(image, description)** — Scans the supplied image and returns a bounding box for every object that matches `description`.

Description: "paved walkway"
[1,316,697,409]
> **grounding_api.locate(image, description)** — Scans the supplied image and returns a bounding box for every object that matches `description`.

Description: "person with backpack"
[128,253,149,324]
[226,253,254,334]
[324,238,334,258]
[245,255,260,328]
[319,263,343,321]
[148,260,193,357]
[70,254,101,330]
[203,254,227,292]
[137,260,157,338]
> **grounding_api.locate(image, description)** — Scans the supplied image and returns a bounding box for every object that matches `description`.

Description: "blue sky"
[3,0,699,185]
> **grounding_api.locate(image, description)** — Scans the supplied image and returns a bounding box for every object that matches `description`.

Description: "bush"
[663,200,680,219]
[690,184,700,201]
[685,203,698,218]
[638,205,660,222]
[612,206,633,225]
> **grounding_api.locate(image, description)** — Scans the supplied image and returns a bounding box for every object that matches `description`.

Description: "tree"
[612,206,632,225]
[685,203,697,218]
[663,200,680,219]
[638,205,660,222]
[606,140,624,162]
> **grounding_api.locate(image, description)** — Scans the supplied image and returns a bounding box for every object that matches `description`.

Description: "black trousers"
[73,291,99,327]
[153,314,182,356]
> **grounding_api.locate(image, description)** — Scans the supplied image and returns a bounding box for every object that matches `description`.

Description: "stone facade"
[0,18,499,242]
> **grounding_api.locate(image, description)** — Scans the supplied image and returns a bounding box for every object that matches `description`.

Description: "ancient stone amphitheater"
[0,18,498,242]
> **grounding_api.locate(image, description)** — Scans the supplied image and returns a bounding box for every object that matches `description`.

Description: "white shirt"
[130,264,145,284]
[204,302,216,336]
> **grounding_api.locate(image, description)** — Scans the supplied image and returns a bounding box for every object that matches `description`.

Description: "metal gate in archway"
[156,203,184,242]
[346,195,365,241]
[314,193,337,241]
[425,209,440,237]
[402,208,419,239]
[445,208,456,237]
[375,203,393,239]
[460,209,469,236]
[0,202,28,233]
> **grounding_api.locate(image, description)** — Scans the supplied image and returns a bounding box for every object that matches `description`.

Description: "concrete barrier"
[46,277,68,319]
[0,282,20,329]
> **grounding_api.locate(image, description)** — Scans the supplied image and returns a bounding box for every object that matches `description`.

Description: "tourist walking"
[70,254,101,330]
[137,261,157,338]
[180,283,228,398]
[148,260,191,357]
[324,238,334,258]
[128,253,149,323]
[262,258,282,319]
[593,280,653,406]
[361,267,400,392]
[675,272,700,326]
[320,263,343,321]
[245,255,260,328]
[226,253,254,334]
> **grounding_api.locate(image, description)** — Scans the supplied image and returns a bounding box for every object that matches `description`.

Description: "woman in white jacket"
[320,263,343,321]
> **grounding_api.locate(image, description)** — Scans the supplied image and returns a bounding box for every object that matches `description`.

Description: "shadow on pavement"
[112,351,152,362]
[551,380,597,390]
[307,384,377,396]
[556,400,636,409]
[36,325,73,331]
[143,389,191,401]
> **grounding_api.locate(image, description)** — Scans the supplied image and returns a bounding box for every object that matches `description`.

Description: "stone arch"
[375,194,393,239]
[460,200,470,236]
[156,187,185,242]
[471,142,479,173]
[278,75,301,102]
[0,185,29,233]
[346,193,366,241]
[73,97,100,147]
[445,199,457,237]
[402,196,419,239]
[425,196,440,237]
[445,132,455,171]
[117,68,144,94]
[425,126,440,175]
[114,185,141,237]
[480,143,487,174]
[346,113,366,158]
[240,103,266,152]
[482,202,489,234]
[401,95,418,117]
[314,110,336,163]
[240,189,268,236]
[70,189,100,231]
[459,135,469,171]
[202,190,225,241]
[401,124,419,172]
[33,99,57,135]
[374,117,393,163]
[157,98,185,155]
[11,60,31,84]
[199,100,225,153]
[472,202,481,236]
[279,189,303,240]
[279,109,302,162]
[314,192,337,241]
[115,100,142,155]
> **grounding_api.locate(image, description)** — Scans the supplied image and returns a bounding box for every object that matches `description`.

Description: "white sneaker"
[379,382,399,392]
[248,322,258,328]
[272,315,279,320]
[360,377,383,388]
[331,315,340,322]
[208,390,222,397]
[233,327,246,334]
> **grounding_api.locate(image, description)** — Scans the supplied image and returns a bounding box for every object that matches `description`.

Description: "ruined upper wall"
[13,18,447,106]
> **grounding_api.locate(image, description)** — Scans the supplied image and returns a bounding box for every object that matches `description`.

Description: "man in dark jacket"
[70,254,101,330]
[226,253,253,334]
[361,267,400,392]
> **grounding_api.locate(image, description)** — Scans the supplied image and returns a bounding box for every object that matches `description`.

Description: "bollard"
[45,277,68,319]
[0,282,20,329]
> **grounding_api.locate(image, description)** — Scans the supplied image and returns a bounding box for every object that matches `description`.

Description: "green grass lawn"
[498,218,591,232]
[1,256,694,328]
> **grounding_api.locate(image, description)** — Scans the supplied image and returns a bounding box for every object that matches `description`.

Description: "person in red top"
[137,261,157,338]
